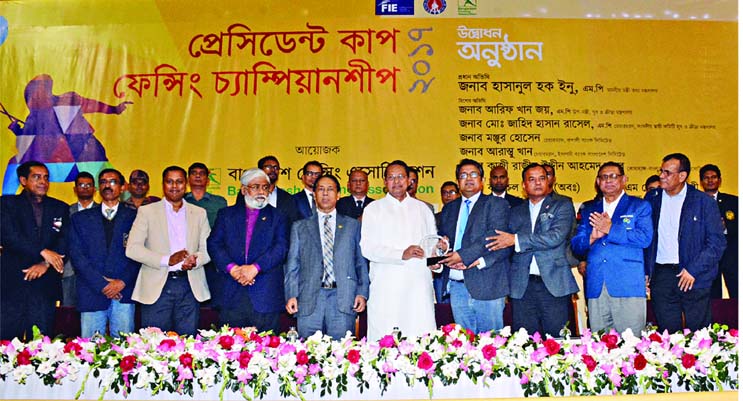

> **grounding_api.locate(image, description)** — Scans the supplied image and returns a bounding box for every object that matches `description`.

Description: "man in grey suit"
[285,175,369,340]
[486,163,578,337]
[437,159,511,333]
[63,171,99,306]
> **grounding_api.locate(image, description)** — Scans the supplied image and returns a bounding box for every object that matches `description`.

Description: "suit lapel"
[611,194,629,222]
[464,195,486,237]
[534,195,554,233]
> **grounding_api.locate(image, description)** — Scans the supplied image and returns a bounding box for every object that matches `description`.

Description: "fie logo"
[376,0,414,15]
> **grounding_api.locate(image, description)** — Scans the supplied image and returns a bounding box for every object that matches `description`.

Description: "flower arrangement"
[0,324,737,399]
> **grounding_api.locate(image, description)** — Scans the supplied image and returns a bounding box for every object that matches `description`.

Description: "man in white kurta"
[360,161,437,341]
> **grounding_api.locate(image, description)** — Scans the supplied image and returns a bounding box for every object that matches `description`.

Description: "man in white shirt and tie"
[293,161,323,219]
[337,169,375,220]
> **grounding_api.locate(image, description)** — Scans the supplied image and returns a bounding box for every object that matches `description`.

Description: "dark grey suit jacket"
[438,194,511,300]
[509,193,579,299]
[284,213,370,317]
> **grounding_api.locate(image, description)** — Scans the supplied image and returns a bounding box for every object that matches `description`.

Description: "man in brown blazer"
[126,166,211,335]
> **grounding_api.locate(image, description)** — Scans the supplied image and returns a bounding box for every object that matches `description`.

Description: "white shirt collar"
[101,202,120,217]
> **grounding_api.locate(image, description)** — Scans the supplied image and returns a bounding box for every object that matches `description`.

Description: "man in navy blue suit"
[208,168,288,332]
[68,168,140,337]
[486,163,579,337]
[1,161,68,339]
[293,161,323,219]
[644,153,725,333]
[437,159,511,333]
[571,162,653,335]
[285,175,369,339]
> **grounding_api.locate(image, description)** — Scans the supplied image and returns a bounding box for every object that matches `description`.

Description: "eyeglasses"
[658,168,678,177]
[262,165,280,171]
[304,171,322,177]
[245,184,270,192]
[386,174,406,182]
[441,190,458,196]
[598,173,623,182]
[77,183,95,188]
[458,172,480,180]
[98,179,119,186]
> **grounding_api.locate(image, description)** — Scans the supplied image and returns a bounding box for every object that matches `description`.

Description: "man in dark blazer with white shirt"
[293,161,323,219]
[699,164,738,299]
[437,159,510,334]
[1,161,68,339]
[486,163,579,337]
[644,154,725,333]
[336,169,374,220]
[285,175,369,339]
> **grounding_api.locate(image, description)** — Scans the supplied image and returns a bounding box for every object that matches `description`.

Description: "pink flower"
[16,349,31,366]
[582,354,597,372]
[698,338,712,349]
[530,347,548,363]
[218,335,235,350]
[481,344,497,360]
[681,353,696,369]
[417,352,433,370]
[520,374,530,384]
[379,335,396,348]
[451,339,463,348]
[308,363,321,375]
[442,324,456,336]
[346,349,361,364]
[543,339,560,356]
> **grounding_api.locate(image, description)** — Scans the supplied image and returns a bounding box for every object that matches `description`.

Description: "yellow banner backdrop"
[0,0,737,206]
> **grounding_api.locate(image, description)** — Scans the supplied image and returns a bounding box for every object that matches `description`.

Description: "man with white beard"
[207,168,289,333]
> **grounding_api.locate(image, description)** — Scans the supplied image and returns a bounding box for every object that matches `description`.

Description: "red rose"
[442,324,456,335]
[179,353,193,368]
[160,339,176,350]
[296,350,309,365]
[16,349,31,366]
[417,352,433,370]
[218,335,235,350]
[465,329,476,343]
[481,344,497,360]
[451,339,462,348]
[238,351,252,368]
[730,329,738,337]
[0,340,10,347]
[120,355,137,373]
[649,333,662,343]
[347,349,361,364]
[634,354,647,370]
[249,332,263,342]
[581,354,597,372]
[64,341,82,356]
[543,339,560,356]
[268,335,281,348]
[600,334,619,350]
[681,353,696,369]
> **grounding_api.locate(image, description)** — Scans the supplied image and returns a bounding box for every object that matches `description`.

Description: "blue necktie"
[453,199,471,251]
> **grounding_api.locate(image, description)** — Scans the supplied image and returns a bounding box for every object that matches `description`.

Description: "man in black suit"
[258,155,300,226]
[700,164,738,299]
[489,165,523,208]
[336,169,374,220]
[438,159,511,333]
[293,161,323,219]
[1,161,69,339]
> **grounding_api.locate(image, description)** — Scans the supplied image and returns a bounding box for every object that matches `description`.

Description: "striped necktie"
[321,214,335,287]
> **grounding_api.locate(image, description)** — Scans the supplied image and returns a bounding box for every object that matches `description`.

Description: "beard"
[244,193,268,209]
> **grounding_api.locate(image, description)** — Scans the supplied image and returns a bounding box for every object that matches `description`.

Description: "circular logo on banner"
[423,0,446,15]
[0,16,8,46]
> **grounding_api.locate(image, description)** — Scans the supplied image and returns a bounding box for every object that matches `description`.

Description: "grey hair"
[240,168,270,185]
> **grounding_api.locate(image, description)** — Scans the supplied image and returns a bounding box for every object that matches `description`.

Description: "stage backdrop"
[0,0,737,206]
